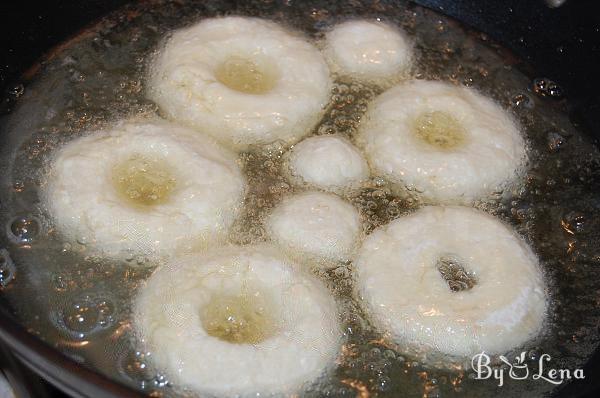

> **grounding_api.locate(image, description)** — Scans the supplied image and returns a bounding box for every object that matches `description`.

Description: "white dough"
[355,206,547,358]
[266,191,362,262]
[43,119,246,260]
[148,17,332,151]
[287,134,369,191]
[134,245,342,396]
[357,80,527,204]
[324,20,413,83]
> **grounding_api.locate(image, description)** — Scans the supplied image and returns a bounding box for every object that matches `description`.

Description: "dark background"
[0,1,599,397]
[0,0,599,97]
[416,0,600,139]
[0,0,599,135]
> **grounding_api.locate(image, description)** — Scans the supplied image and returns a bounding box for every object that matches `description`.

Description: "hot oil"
[112,154,178,208]
[0,0,599,397]
[413,111,468,150]
[215,56,279,94]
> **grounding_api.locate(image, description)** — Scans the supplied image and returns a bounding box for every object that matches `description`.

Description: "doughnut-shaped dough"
[134,245,342,396]
[357,80,527,204]
[43,119,246,259]
[287,135,369,192]
[324,20,413,83]
[267,191,362,262]
[355,206,546,358]
[148,16,332,151]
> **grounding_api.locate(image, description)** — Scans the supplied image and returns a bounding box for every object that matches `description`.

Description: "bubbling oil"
[0,1,600,397]
[201,292,276,344]
[436,255,477,292]
[413,111,467,149]
[112,154,177,208]
[214,56,279,94]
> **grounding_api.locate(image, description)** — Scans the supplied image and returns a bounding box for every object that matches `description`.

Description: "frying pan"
[0,1,599,397]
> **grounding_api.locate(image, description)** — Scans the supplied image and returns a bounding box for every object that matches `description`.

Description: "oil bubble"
[7,216,40,244]
[153,373,169,388]
[0,249,16,288]
[533,78,564,98]
[118,349,169,389]
[51,273,74,292]
[8,84,24,99]
[547,132,567,152]
[527,347,542,361]
[118,350,155,387]
[135,255,147,266]
[511,93,534,109]
[562,211,586,234]
[376,375,392,392]
[12,181,25,192]
[383,349,396,360]
[52,295,116,339]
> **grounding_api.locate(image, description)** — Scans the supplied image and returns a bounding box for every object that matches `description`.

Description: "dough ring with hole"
[355,206,546,358]
[356,80,527,203]
[148,16,332,151]
[133,244,342,396]
[43,118,246,260]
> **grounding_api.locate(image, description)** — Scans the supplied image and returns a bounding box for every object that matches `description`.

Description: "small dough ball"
[266,191,362,262]
[324,20,413,83]
[148,16,332,151]
[43,119,246,260]
[355,206,547,358]
[357,80,527,204]
[287,134,369,192]
[134,244,342,396]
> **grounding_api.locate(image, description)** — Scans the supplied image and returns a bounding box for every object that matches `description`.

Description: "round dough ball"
[148,16,332,151]
[287,134,369,192]
[43,119,246,260]
[266,191,362,262]
[134,244,342,396]
[355,206,547,358]
[356,80,527,204]
[324,20,413,83]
